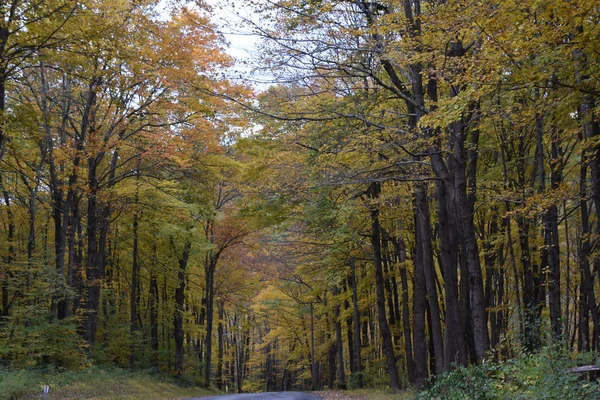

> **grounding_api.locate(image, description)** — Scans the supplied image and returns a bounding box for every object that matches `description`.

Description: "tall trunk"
[265,340,274,391]
[578,92,600,352]
[204,252,216,387]
[426,42,488,361]
[0,68,5,161]
[434,179,465,368]
[381,245,396,327]
[453,116,488,361]
[332,286,346,389]
[390,273,401,328]
[413,214,429,387]
[41,66,71,322]
[82,153,113,345]
[69,202,84,315]
[343,280,354,375]
[546,128,562,341]
[483,210,502,352]
[174,240,192,375]
[149,272,159,364]
[2,188,15,318]
[415,183,444,373]
[578,281,590,351]
[217,300,225,390]
[518,215,544,351]
[25,178,40,293]
[324,293,336,390]
[327,326,336,390]
[578,151,600,351]
[536,116,563,342]
[59,173,80,319]
[349,258,363,387]
[563,201,571,346]
[130,165,141,368]
[368,182,401,391]
[51,196,65,320]
[310,301,318,390]
[390,238,415,384]
[501,126,525,340]
[78,82,102,344]
[83,159,101,345]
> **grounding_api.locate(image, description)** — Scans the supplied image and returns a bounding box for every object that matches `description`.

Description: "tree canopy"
[0,0,599,396]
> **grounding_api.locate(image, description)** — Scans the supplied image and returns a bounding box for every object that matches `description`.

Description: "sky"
[206,1,259,61]
[155,0,267,88]
[204,0,267,88]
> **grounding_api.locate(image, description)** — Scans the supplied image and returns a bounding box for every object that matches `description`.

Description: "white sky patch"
[156,1,272,89]
[207,1,257,59]
[205,0,272,90]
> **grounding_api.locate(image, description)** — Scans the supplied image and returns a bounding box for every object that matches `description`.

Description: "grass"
[0,367,217,400]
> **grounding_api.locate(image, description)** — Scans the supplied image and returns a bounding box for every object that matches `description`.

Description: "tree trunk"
[332,286,346,389]
[349,258,363,387]
[1,188,15,318]
[149,272,159,365]
[78,83,102,344]
[204,252,216,387]
[415,183,444,373]
[368,182,402,391]
[82,159,101,345]
[343,280,354,375]
[390,238,415,384]
[130,165,140,368]
[453,120,488,361]
[518,215,543,351]
[413,201,429,387]
[217,300,225,390]
[578,151,600,351]
[545,192,562,341]
[174,240,192,376]
[435,178,466,368]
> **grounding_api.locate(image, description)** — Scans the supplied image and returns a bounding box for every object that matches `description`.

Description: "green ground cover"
[0,367,216,400]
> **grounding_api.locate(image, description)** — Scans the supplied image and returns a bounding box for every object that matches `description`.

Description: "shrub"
[418,363,497,400]
[0,369,41,400]
[419,347,600,400]
[0,318,87,370]
[348,371,364,389]
[500,347,600,399]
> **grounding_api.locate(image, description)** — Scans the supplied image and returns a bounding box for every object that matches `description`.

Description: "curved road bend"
[189,392,323,400]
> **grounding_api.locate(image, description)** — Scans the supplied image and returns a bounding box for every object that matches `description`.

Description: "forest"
[0,0,599,398]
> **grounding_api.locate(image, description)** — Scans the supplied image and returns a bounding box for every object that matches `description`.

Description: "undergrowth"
[419,347,600,400]
[0,366,215,400]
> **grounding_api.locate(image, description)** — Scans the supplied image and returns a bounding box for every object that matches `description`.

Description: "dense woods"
[1,0,600,396]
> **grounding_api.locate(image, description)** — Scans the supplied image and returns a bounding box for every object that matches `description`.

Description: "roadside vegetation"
[0,367,216,400]
[2,348,599,399]
[419,347,600,400]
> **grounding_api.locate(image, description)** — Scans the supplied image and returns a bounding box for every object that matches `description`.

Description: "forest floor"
[13,387,418,400]
[14,387,417,400]
[4,367,417,400]
[2,368,216,400]
[15,388,417,400]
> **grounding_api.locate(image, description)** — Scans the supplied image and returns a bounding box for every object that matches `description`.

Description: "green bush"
[418,363,497,400]
[419,347,600,400]
[499,347,600,400]
[0,317,87,370]
[348,371,365,389]
[0,369,42,400]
